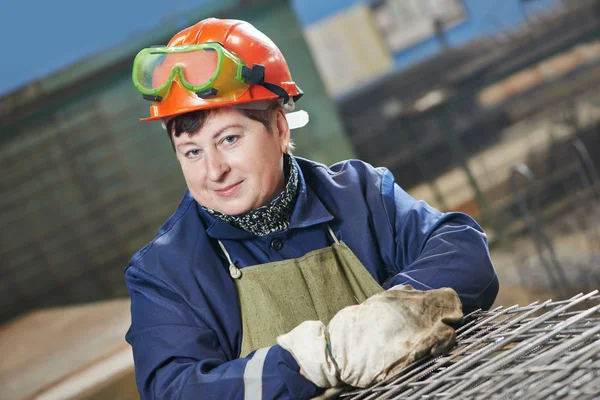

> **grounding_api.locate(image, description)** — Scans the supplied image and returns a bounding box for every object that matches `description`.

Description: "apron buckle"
[229,264,242,279]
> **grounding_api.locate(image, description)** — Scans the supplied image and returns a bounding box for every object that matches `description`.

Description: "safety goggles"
[132,42,249,103]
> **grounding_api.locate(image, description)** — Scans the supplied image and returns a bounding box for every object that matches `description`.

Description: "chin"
[215,200,254,216]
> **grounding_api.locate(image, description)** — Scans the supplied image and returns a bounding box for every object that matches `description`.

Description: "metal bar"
[342,291,599,399]
[527,344,599,399]
[438,301,599,397]
[345,301,555,400]
[465,323,600,398]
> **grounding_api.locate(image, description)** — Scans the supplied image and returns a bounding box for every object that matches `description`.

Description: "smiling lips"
[214,181,243,197]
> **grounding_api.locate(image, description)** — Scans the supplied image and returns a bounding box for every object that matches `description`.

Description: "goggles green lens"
[132,43,249,100]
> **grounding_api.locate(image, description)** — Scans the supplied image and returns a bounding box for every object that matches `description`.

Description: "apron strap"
[326,224,340,245]
[218,224,339,280]
[218,240,242,279]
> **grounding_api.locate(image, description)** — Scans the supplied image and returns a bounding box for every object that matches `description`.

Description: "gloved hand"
[277,285,463,389]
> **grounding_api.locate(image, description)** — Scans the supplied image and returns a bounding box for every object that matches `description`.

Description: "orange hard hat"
[138,18,303,122]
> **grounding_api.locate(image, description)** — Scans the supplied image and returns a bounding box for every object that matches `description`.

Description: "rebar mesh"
[341,290,600,400]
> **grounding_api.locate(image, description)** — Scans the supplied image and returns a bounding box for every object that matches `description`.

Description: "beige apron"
[218,225,384,358]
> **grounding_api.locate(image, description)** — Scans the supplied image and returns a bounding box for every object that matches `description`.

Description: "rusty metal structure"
[337,0,600,302]
[342,290,600,399]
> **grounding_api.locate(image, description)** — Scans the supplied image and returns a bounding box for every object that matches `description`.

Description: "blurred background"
[1,0,599,398]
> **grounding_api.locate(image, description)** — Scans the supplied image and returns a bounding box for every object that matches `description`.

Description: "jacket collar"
[200,162,334,240]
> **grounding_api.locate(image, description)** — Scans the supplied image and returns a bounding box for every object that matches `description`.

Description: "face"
[172,107,290,216]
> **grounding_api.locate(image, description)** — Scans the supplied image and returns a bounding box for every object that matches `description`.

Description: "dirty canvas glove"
[277,285,463,389]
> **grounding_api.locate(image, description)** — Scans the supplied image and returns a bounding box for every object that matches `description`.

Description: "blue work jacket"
[125,157,499,400]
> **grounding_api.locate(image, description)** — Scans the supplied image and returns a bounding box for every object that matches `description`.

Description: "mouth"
[214,181,243,197]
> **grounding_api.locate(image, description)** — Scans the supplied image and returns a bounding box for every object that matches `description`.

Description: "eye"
[223,135,237,144]
[185,149,202,157]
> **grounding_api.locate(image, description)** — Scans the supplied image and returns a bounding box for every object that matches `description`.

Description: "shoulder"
[295,157,398,221]
[296,157,391,189]
[127,191,206,276]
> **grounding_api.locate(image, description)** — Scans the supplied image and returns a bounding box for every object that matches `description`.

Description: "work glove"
[277,285,463,390]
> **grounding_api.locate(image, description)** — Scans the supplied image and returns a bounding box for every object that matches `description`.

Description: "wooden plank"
[0,299,136,400]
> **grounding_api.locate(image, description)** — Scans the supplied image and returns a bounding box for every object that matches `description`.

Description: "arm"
[380,170,499,313]
[125,266,321,400]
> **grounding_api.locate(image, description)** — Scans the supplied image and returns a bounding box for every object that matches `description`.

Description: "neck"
[266,155,288,206]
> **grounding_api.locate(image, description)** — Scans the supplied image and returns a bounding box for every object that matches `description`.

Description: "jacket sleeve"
[125,266,322,400]
[380,170,499,313]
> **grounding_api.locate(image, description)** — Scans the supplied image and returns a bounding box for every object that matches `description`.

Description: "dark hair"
[166,103,280,148]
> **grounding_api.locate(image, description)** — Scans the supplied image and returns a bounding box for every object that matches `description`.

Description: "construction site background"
[1,1,599,399]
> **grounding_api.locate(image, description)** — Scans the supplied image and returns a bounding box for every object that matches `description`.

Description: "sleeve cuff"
[383,273,433,291]
[261,344,323,399]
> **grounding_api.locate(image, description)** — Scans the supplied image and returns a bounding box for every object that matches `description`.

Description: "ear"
[274,106,291,153]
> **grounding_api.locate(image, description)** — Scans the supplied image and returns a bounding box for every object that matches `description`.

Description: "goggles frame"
[132,42,248,101]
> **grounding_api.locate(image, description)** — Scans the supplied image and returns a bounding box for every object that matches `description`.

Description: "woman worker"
[125,17,499,400]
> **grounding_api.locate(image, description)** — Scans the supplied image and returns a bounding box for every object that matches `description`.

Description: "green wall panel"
[0,0,354,322]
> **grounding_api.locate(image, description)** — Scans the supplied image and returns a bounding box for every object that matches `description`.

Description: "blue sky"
[1,0,206,95]
[1,0,560,97]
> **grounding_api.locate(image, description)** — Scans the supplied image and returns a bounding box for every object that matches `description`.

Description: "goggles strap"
[262,82,290,104]
[196,88,219,98]
[143,94,163,102]
[242,64,290,104]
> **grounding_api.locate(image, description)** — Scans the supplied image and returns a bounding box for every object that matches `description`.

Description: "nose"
[206,151,230,182]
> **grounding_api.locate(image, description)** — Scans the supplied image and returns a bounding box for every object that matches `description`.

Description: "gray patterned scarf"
[201,154,299,236]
